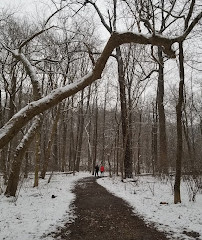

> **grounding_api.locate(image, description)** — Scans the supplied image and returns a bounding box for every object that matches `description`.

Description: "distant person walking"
[100,165,104,176]
[95,164,99,177]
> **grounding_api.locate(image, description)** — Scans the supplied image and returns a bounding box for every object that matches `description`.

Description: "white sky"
[0,0,57,23]
[0,0,40,15]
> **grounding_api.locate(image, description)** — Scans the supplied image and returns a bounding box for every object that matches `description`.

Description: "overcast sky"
[0,0,56,21]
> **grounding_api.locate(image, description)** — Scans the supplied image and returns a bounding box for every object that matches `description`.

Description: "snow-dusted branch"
[0,31,195,149]
[1,44,41,100]
[11,51,42,100]
[15,116,41,153]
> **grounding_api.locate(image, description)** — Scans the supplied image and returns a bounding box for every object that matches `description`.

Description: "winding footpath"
[51,177,169,240]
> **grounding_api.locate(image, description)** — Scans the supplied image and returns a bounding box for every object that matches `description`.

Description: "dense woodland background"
[0,0,202,203]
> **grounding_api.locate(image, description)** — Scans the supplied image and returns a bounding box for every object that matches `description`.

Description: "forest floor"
[48,176,169,240]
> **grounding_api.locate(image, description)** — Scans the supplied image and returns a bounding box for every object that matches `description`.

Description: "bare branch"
[18,26,55,51]
[43,5,66,27]
[140,69,158,81]
[185,0,196,30]
[85,0,111,33]
[179,11,202,41]
[0,30,180,148]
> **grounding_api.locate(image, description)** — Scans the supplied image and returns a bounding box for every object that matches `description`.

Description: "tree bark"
[61,101,69,172]
[75,90,85,171]
[174,41,184,204]
[92,94,98,175]
[5,117,41,196]
[151,102,158,175]
[24,151,29,178]
[0,31,179,150]
[41,106,61,179]
[116,47,133,178]
[69,97,75,171]
[137,110,142,175]
[101,87,107,166]
[33,127,41,188]
[157,47,168,174]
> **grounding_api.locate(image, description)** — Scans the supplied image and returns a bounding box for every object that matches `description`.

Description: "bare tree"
[174,0,201,204]
[0,1,201,201]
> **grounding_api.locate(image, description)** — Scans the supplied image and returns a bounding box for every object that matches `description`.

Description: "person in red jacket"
[100,165,104,177]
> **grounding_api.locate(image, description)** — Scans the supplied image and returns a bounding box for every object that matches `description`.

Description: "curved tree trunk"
[5,117,41,196]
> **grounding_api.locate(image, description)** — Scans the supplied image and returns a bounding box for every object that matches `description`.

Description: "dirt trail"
[51,176,169,240]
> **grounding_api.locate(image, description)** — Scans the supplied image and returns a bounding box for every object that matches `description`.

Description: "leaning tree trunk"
[174,41,184,204]
[5,117,41,196]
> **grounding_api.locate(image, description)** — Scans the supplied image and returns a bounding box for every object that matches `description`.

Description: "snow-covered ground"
[97,175,202,240]
[0,172,89,240]
[0,172,202,240]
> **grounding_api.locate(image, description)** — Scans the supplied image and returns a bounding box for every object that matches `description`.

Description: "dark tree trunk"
[151,102,158,175]
[137,111,142,175]
[157,47,168,174]
[92,95,98,175]
[0,90,8,183]
[53,128,59,171]
[101,89,107,166]
[182,112,194,171]
[69,98,75,171]
[75,90,85,171]
[24,151,29,178]
[41,107,60,179]
[174,41,184,204]
[33,127,40,188]
[61,102,69,172]
[8,74,17,120]
[116,47,132,178]
[87,119,92,172]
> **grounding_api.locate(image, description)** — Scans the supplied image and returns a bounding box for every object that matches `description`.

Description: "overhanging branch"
[0,31,184,149]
